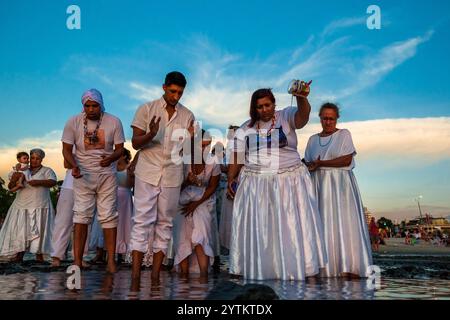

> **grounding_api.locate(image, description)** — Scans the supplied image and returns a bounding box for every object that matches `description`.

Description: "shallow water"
[0,266,449,300]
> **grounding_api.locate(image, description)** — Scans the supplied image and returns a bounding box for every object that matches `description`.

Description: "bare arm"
[226,151,244,199]
[131,116,161,150]
[28,179,57,188]
[182,174,221,216]
[308,154,354,171]
[294,96,311,129]
[62,142,82,178]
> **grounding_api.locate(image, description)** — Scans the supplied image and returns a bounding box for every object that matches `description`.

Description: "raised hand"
[293,80,312,97]
[187,119,196,137]
[149,116,161,137]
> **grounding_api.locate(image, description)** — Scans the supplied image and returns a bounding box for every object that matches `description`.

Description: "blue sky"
[1,0,449,220]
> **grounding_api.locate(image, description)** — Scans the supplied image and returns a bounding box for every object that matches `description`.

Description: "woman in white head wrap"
[0,148,57,262]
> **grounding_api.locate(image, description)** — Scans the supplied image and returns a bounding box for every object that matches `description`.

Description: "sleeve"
[339,129,357,156]
[281,107,297,131]
[61,117,76,145]
[304,136,314,162]
[131,104,148,131]
[186,111,195,128]
[212,164,221,177]
[44,168,57,181]
[114,118,126,145]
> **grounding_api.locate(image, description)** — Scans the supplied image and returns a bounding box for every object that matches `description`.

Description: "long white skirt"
[173,189,219,273]
[116,187,133,254]
[219,188,233,250]
[229,164,327,280]
[0,206,54,258]
[311,169,372,277]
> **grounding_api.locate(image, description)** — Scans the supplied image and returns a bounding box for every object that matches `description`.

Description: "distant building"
[405,215,450,234]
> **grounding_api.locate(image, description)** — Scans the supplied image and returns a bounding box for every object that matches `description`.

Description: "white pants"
[129,177,180,255]
[73,173,118,228]
[51,187,97,259]
[51,188,74,259]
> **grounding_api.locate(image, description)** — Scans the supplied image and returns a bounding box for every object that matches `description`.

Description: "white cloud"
[296,117,450,165]
[321,16,367,37]
[2,117,449,182]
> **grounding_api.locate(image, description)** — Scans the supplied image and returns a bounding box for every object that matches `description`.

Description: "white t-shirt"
[131,97,195,188]
[304,129,356,170]
[61,112,125,175]
[233,107,302,171]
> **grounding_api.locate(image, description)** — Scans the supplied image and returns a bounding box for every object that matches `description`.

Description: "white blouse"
[304,129,356,170]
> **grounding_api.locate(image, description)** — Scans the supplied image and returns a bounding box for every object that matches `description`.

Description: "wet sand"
[1,240,449,300]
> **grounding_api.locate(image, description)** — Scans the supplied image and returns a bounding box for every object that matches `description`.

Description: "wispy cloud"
[336,30,434,98]
[297,117,450,165]
[321,16,367,38]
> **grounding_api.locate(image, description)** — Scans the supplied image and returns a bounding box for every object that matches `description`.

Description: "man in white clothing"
[62,88,125,273]
[129,71,194,282]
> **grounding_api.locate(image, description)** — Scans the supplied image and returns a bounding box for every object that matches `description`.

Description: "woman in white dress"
[304,103,372,278]
[173,130,221,278]
[227,86,327,280]
[0,148,56,262]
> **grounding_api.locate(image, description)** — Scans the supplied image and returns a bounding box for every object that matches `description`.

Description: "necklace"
[84,112,104,145]
[319,133,333,147]
[30,166,43,176]
[256,115,276,137]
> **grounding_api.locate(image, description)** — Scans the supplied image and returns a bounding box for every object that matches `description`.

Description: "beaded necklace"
[84,112,103,145]
[256,115,276,137]
[318,130,337,147]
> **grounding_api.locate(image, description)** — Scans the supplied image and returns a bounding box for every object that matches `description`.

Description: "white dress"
[230,107,327,280]
[304,129,372,277]
[116,169,133,254]
[0,166,56,258]
[172,161,221,273]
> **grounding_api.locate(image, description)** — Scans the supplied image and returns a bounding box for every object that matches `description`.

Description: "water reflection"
[0,268,449,300]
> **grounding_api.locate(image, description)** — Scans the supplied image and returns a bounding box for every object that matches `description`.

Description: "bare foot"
[51,257,61,267]
[35,254,44,263]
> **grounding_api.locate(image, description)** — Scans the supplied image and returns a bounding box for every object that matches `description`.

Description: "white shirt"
[61,112,126,175]
[233,107,302,171]
[131,96,195,187]
[304,129,356,170]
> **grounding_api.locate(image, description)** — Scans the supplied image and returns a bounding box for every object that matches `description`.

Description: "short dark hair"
[319,102,340,119]
[16,151,29,160]
[164,71,187,87]
[249,88,276,127]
